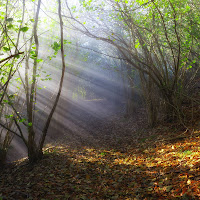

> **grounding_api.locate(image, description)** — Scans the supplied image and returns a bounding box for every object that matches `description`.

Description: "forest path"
[6,66,142,162]
[49,98,146,151]
[6,91,145,162]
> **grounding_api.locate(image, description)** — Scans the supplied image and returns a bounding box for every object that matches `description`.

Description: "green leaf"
[7,24,14,29]
[5,114,13,118]
[36,59,43,63]
[28,122,32,127]
[6,18,13,22]
[51,41,61,51]
[19,118,26,123]
[9,94,15,99]
[135,40,140,48]
[3,47,10,51]
[20,27,29,32]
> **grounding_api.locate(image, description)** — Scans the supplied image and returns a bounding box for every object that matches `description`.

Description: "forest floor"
[0,109,200,199]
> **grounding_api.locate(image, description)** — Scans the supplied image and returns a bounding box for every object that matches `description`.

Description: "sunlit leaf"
[20,26,29,32]
[3,47,10,51]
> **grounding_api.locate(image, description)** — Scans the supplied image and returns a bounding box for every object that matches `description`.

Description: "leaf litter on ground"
[0,115,200,200]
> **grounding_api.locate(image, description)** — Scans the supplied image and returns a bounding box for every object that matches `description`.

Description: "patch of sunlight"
[176,150,196,159]
[84,147,95,152]
[13,157,28,165]
[113,156,138,165]
[76,155,107,163]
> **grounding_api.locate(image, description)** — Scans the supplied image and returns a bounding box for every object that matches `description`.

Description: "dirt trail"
[6,67,143,162]
[7,89,146,162]
[6,90,123,162]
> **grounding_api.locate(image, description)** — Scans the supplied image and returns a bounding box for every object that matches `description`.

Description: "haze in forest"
[0,0,199,165]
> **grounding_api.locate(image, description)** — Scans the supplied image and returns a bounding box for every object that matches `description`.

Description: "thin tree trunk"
[27,0,41,163]
[39,0,66,150]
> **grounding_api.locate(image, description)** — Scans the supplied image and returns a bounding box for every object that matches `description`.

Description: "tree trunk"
[139,71,158,127]
[146,97,157,127]
[163,91,183,123]
[28,144,43,164]
[125,86,135,117]
[0,149,6,168]
[27,127,43,164]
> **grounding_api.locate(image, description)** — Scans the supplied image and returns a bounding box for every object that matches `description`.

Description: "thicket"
[68,0,200,126]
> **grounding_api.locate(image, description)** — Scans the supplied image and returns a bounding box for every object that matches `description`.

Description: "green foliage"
[41,74,52,81]
[71,5,76,13]
[3,47,10,52]
[36,59,43,63]
[6,18,13,22]
[76,0,200,126]
[48,41,63,60]
[19,118,26,123]
[30,50,37,59]
[52,41,61,52]
[28,122,33,127]
[5,114,13,119]
[19,26,29,32]
[134,40,140,49]
[63,39,72,45]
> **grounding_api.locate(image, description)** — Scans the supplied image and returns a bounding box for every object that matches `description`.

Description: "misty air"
[0,0,200,199]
